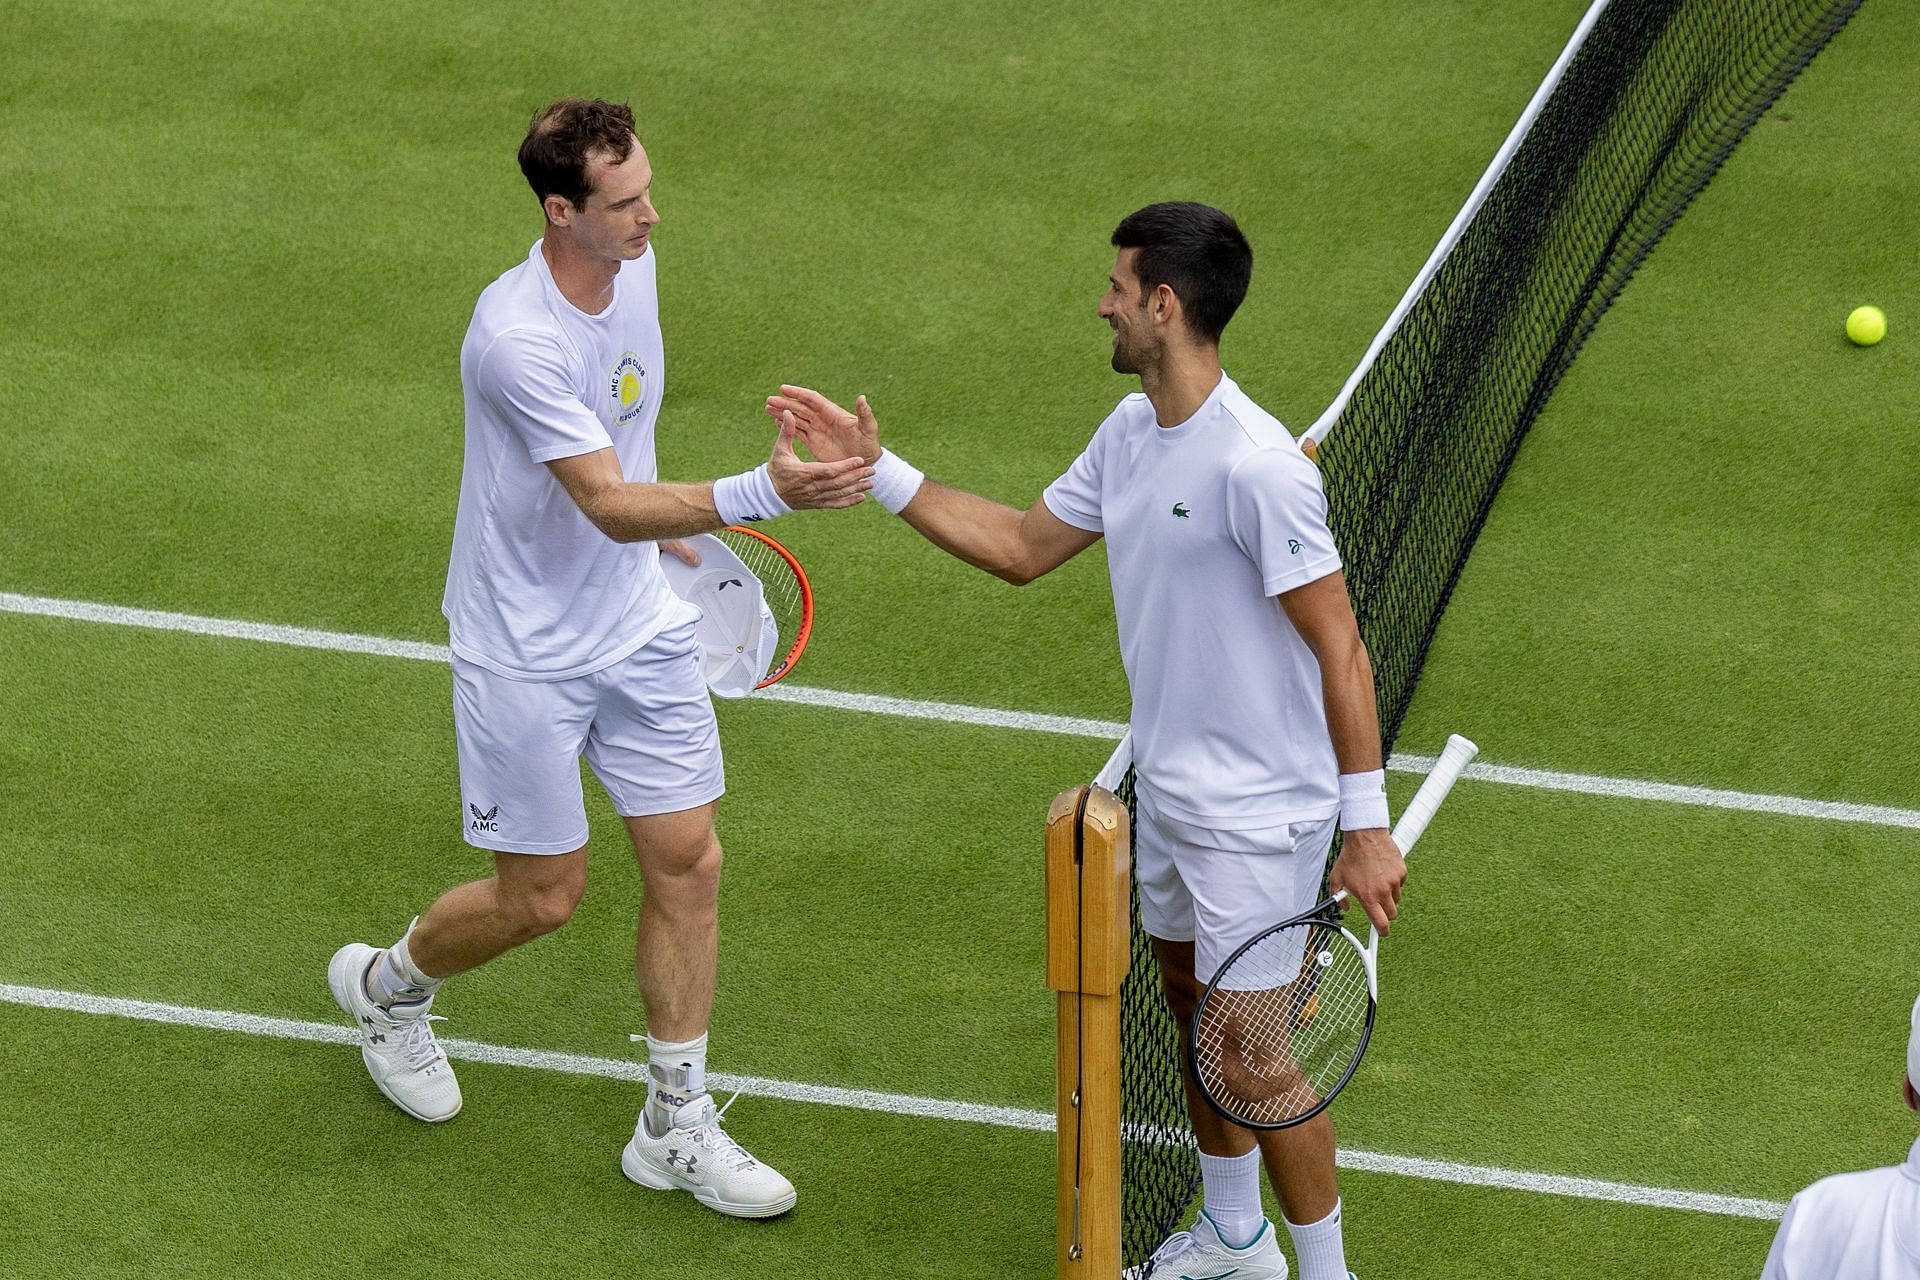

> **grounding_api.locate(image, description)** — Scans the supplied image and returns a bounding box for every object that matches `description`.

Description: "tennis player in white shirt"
[771,201,1398,1280]
[325,98,872,1220]
[1761,993,1920,1279]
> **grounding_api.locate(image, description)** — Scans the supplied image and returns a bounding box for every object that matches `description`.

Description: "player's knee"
[1159,971,1201,1025]
[503,875,584,938]
[528,888,582,935]
[647,837,722,900]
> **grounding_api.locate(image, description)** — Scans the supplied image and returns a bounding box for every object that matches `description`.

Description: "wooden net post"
[1046,784,1130,1278]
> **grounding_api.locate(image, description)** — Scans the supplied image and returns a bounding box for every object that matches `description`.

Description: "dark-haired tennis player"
[771,201,1399,1280]
[325,97,871,1220]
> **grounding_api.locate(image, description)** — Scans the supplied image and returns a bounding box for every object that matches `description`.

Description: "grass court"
[1,1,1915,1275]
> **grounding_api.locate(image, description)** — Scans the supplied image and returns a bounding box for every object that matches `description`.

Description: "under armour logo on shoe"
[665,1149,699,1174]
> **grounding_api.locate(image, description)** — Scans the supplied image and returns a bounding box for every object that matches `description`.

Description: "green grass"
[3,0,1917,1277]
[1399,0,1920,805]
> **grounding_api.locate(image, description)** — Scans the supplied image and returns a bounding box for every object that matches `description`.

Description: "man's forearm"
[900,481,1045,585]
[1320,640,1385,776]
[577,480,727,543]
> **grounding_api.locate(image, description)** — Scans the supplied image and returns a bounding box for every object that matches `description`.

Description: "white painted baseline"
[3,590,1916,831]
[0,981,1785,1221]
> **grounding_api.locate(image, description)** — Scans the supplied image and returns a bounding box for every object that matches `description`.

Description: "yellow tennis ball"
[1846,305,1886,346]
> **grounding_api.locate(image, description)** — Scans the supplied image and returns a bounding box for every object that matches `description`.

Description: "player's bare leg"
[1151,937,1345,1280]
[407,847,590,977]
[327,849,588,1124]
[626,801,722,1040]
[619,800,795,1218]
[1254,1113,1339,1222]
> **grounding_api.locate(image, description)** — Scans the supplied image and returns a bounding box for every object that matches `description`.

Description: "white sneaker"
[621,1093,797,1218]
[1144,1210,1289,1280]
[327,942,461,1123]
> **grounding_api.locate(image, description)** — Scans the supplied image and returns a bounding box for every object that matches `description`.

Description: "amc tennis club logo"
[609,352,648,426]
[468,804,500,834]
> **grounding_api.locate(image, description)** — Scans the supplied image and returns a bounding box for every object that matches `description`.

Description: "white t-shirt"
[1760,1136,1920,1280]
[1043,373,1343,828]
[444,240,693,681]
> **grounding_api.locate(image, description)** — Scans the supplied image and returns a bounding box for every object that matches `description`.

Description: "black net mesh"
[1105,1,1863,1269]
[1112,769,1200,1272]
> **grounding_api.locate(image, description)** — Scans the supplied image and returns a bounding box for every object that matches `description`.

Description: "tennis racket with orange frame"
[716,525,812,688]
[662,526,814,696]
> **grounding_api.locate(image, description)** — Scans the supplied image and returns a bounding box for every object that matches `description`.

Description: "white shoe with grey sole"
[621,1093,796,1218]
[327,942,461,1123]
[1140,1211,1289,1280]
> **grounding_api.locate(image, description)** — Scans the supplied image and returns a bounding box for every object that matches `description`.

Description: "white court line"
[4,589,1918,831]
[1389,752,1920,831]
[0,591,451,663]
[757,681,1130,739]
[0,981,1785,1221]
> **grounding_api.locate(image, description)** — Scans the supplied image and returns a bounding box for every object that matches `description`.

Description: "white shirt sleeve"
[476,328,614,463]
[1041,427,1107,533]
[1225,446,1342,596]
[1758,1196,1797,1280]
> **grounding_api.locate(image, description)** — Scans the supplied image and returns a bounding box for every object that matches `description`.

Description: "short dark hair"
[518,98,637,213]
[1111,202,1252,344]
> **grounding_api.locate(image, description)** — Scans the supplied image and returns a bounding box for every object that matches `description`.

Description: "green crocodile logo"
[1172,503,1190,518]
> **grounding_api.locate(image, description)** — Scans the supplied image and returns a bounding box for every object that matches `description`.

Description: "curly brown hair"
[518,98,637,215]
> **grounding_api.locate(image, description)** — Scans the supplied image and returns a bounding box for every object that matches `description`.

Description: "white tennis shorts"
[451,619,725,855]
[1134,788,1338,986]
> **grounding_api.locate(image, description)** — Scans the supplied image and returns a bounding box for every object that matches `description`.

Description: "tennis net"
[1097,0,1864,1270]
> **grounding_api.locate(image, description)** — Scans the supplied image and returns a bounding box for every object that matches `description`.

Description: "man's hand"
[659,539,701,566]
[767,410,874,509]
[1328,827,1406,935]
[766,385,880,464]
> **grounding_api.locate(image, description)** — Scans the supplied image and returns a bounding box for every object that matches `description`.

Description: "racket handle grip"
[1391,734,1478,856]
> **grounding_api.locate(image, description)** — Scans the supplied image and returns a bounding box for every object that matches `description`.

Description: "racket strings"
[1191,920,1372,1126]
[717,531,803,624]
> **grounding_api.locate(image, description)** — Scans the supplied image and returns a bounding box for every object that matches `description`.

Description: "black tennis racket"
[1188,733,1478,1129]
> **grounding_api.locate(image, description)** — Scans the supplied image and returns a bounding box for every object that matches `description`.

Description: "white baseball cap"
[1909,993,1920,1092]
[658,533,780,700]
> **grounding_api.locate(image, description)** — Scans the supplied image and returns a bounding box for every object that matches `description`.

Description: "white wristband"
[871,448,925,515]
[1338,768,1390,832]
[712,464,792,525]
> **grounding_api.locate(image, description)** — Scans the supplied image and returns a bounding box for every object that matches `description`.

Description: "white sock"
[365,923,442,1008]
[1198,1148,1265,1249]
[1285,1197,1347,1280]
[643,1032,709,1135]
